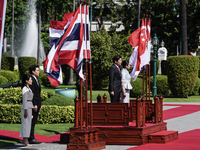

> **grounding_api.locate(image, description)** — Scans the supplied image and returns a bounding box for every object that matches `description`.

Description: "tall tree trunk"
[137,0,141,28]
[180,0,188,55]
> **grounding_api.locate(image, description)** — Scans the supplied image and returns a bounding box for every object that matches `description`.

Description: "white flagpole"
[0,0,7,70]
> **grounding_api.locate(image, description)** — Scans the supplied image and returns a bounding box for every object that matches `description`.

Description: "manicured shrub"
[18,57,37,79]
[150,75,169,95]
[197,56,200,78]
[37,105,74,123]
[1,56,15,71]
[0,75,8,85]
[189,77,200,96]
[0,87,22,104]
[167,55,199,98]
[130,77,145,98]
[38,69,45,85]
[0,87,48,104]
[42,93,74,106]
[0,70,18,83]
[41,74,51,87]
[0,104,74,124]
[13,69,20,81]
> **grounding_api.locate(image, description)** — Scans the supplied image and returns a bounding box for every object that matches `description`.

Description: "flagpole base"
[67,127,106,150]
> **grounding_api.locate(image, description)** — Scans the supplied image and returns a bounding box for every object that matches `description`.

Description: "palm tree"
[180,0,188,55]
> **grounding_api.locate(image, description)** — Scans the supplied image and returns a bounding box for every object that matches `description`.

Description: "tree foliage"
[5,0,200,57]
[4,0,29,54]
[106,0,200,55]
[3,0,73,55]
[187,0,200,52]
[90,25,112,89]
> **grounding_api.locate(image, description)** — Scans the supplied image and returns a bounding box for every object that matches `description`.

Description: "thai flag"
[43,5,88,86]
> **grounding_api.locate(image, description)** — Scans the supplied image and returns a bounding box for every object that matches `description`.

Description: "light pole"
[152,34,159,97]
[173,0,182,55]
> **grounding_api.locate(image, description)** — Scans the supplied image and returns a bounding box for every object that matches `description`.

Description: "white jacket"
[121,68,133,90]
[21,86,34,109]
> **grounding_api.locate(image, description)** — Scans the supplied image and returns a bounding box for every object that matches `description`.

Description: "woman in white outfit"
[19,74,34,146]
[121,60,133,104]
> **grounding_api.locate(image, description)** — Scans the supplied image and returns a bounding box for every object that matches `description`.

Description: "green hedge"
[38,69,45,85]
[0,75,8,85]
[0,87,48,104]
[167,56,199,98]
[41,73,51,87]
[18,57,37,79]
[0,104,74,124]
[150,75,170,95]
[189,77,200,96]
[130,77,145,98]
[42,93,74,106]
[0,70,18,83]
[1,56,15,71]
[197,56,200,78]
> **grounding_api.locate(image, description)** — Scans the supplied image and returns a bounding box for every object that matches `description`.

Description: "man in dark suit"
[109,55,122,103]
[28,65,42,144]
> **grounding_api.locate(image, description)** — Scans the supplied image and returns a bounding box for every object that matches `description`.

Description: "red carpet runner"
[163,104,200,120]
[0,129,62,143]
[127,129,200,150]
[0,104,200,149]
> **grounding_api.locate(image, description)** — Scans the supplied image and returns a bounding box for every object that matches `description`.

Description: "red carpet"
[163,104,200,120]
[127,129,200,150]
[0,129,62,143]
[1,104,200,147]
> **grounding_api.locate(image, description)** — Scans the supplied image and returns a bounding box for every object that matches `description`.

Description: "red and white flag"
[0,0,7,70]
[43,5,88,86]
[128,17,150,81]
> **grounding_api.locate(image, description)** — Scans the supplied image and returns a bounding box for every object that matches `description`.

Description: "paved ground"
[1,102,200,150]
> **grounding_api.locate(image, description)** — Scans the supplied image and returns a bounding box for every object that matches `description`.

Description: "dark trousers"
[28,109,39,141]
[110,92,120,103]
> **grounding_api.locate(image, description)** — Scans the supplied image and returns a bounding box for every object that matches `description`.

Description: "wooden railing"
[74,94,163,127]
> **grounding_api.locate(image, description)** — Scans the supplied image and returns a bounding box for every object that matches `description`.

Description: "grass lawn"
[163,95,200,102]
[41,85,111,102]
[0,123,74,148]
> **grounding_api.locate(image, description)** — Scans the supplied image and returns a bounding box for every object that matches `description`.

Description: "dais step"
[149,130,178,143]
